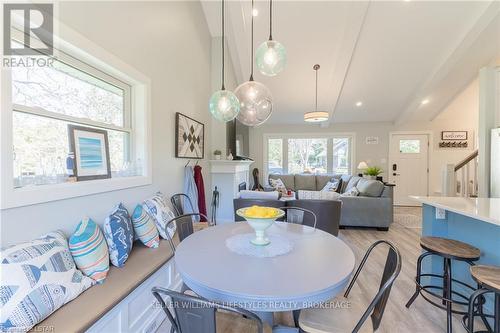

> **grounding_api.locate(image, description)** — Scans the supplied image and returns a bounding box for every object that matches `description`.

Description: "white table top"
[411,196,500,226]
[175,222,355,312]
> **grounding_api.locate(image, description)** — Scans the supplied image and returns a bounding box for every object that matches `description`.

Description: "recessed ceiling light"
[355,101,363,107]
[421,99,430,105]
[252,8,258,16]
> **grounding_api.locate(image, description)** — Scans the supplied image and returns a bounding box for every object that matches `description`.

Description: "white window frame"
[262,132,356,181]
[1,18,152,209]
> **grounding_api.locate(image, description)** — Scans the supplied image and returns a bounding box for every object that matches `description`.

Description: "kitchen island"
[411,196,500,316]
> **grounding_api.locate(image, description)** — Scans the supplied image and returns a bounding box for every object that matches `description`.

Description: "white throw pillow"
[321,180,340,192]
[0,231,94,332]
[269,178,287,192]
[143,192,177,240]
[298,190,340,200]
[341,186,360,197]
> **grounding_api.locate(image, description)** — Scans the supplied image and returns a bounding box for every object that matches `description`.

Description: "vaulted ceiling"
[201,1,500,125]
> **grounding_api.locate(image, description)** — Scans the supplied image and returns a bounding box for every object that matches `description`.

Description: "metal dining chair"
[171,193,213,225]
[151,287,268,333]
[279,206,317,229]
[298,240,402,332]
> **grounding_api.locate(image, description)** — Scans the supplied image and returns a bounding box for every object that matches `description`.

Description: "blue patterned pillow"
[143,192,177,240]
[103,203,134,267]
[0,231,94,332]
[132,204,160,248]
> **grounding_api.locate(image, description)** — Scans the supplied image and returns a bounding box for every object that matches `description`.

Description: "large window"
[265,134,354,176]
[11,50,132,188]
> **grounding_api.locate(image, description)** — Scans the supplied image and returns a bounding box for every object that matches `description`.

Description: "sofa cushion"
[341,186,360,197]
[131,204,160,249]
[269,174,295,190]
[294,174,317,191]
[339,175,352,193]
[345,176,361,192]
[103,203,134,268]
[357,178,385,197]
[321,179,341,192]
[1,231,94,332]
[316,175,335,190]
[69,218,110,283]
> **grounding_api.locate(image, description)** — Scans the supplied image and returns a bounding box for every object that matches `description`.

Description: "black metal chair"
[151,287,267,333]
[278,206,317,229]
[298,240,402,332]
[291,199,341,236]
[171,193,213,225]
[164,213,207,253]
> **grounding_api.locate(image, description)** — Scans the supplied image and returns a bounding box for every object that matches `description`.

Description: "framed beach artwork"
[68,125,111,181]
[175,112,205,159]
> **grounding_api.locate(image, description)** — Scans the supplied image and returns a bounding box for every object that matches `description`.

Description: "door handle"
[393,173,400,176]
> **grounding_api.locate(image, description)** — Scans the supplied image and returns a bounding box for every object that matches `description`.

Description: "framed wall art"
[68,125,111,181]
[175,112,205,159]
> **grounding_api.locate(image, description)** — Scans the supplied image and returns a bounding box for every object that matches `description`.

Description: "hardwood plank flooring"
[159,207,483,332]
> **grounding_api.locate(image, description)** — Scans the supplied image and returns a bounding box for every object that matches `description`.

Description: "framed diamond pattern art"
[175,112,205,159]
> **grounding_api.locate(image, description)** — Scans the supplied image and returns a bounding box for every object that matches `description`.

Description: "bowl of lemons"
[236,206,285,246]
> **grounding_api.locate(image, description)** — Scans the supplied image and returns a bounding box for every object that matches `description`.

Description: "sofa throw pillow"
[298,190,340,200]
[269,178,287,192]
[69,218,110,284]
[321,179,341,192]
[132,204,160,249]
[356,178,385,197]
[345,176,362,192]
[1,231,94,332]
[341,186,360,197]
[144,192,177,240]
[103,203,134,267]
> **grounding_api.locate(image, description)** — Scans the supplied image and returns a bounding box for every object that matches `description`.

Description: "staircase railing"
[442,149,478,197]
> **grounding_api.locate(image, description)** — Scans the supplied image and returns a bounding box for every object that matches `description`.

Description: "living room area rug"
[393,206,422,229]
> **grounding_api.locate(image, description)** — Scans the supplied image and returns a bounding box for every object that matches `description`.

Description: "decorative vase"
[236,207,285,246]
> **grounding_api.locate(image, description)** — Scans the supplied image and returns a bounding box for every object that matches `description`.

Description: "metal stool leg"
[406,252,426,308]
[445,258,453,333]
[495,293,500,333]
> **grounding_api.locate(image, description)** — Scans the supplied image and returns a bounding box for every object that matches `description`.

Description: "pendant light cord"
[221,0,225,90]
[250,0,254,81]
[315,66,318,111]
[269,0,273,40]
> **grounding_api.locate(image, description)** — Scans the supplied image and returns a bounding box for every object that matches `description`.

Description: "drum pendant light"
[235,0,273,127]
[304,64,329,122]
[209,0,240,122]
[256,0,287,76]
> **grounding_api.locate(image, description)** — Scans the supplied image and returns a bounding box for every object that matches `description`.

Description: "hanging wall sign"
[175,112,205,159]
[365,136,379,145]
[439,131,469,148]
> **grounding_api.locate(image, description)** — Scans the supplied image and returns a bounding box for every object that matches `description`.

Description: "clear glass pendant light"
[209,0,240,122]
[256,0,287,76]
[304,64,329,122]
[235,0,273,127]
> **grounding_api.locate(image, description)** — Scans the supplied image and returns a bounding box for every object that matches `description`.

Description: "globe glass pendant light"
[304,64,329,122]
[235,0,273,127]
[256,0,287,76]
[209,0,240,122]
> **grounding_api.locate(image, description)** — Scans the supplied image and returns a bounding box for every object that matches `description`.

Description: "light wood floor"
[160,207,477,332]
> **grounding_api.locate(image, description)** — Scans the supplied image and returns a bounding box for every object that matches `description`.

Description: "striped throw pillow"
[69,218,110,284]
[132,204,160,248]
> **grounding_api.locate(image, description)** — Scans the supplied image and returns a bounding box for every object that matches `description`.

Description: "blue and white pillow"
[132,204,160,248]
[103,203,134,267]
[0,231,94,332]
[341,186,360,197]
[143,192,176,240]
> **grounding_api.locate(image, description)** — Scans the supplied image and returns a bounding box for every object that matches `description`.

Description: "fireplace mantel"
[209,160,253,224]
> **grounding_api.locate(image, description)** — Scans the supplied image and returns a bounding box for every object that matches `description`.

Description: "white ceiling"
[201,0,500,125]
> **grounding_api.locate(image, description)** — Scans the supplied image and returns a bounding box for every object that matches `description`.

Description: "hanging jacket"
[193,165,207,221]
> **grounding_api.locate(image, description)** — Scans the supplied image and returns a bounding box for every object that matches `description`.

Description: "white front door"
[389,134,429,206]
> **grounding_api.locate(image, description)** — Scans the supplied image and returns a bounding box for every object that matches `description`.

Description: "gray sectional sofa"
[268,173,394,230]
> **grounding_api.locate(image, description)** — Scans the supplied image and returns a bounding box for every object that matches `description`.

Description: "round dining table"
[174,222,355,331]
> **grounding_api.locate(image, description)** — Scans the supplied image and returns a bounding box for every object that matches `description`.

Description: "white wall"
[1,1,213,247]
[249,79,480,195]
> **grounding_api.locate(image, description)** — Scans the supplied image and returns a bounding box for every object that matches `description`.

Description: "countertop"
[411,196,500,226]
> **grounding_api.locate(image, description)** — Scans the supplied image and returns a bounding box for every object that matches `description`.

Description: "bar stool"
[463,265,500,333]
[406,236,481,333]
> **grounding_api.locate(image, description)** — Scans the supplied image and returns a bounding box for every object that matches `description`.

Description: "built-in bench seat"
[32,240,178,333]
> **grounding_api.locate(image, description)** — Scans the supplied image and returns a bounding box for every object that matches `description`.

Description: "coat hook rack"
[185,160,191,167]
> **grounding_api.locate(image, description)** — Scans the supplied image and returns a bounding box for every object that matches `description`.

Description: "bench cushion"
[33,240,174,333]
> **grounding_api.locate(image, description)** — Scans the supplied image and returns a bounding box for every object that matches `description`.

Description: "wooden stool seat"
[471,265,500,293]
[420,236,480,260]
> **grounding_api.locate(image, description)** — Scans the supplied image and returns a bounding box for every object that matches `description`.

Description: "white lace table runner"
[225,233,293,258]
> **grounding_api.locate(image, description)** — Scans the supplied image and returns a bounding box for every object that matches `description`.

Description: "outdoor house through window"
[11,47,133,188]
[265,134,354,177]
